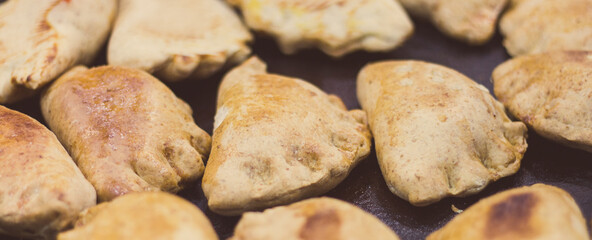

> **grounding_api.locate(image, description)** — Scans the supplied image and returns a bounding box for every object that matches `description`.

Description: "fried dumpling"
[357,60,527,206]
[58,192,218,240]
[230,197,399,240]
[202,57,371,215]
[108,0,252,82]
[500,0,592,56]
[0,0,116,103]
[493,51,592,152]
[41,66,211,202]
[427,184,589,240]
[399,0,508,44]
[0,106,96,239]
[227,0,413,57]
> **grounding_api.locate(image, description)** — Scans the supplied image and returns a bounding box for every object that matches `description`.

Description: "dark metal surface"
[3,16,591,240]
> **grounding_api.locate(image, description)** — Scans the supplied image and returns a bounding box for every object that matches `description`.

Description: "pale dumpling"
[357,60,527,206]
[227,0,413,57]
[108,0,252,81]
[500,0,592,56]
[399,0,508,44]
[0,0,116,103]
[202,57,372,215]
[493,51,592,152]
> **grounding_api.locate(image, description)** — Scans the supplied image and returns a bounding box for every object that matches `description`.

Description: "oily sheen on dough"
[58,192,218,240]
[0,106,96,239]
[227,0,413,57]
[0,0,116,103]
[202,57,372,215]
[41,66,211,202]
[108,0,252,82]
[357,60,527,206]
[230,197,400,240]
[500,0,592,56]
[493,51,592,153]
[399,0,508,44]
[427,184,589,240]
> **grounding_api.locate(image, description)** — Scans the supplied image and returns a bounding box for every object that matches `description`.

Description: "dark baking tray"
[4,16,591,240]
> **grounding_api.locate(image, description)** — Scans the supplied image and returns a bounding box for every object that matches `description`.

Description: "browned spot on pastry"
[71,67,146,143]
[300,208,341,240]
[0,107,45,142]
[45,44,57,64]
[289,144,322,171]
[563,51,590,63]
[485,193,538,238]
[242,158,273,183]
[37,20,51,32]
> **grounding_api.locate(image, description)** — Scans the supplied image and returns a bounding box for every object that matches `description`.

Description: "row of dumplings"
[2,49,591,239]
[1,0,591,103]
[0,0,591,239]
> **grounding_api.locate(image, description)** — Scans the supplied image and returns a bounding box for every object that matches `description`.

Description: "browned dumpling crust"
[58,192,218,240]
[493,51,592,152]
[108,0,252,82]
[230,197,399,240]
[399,0,508,45]
[0,106,96,239]
[357,60,527,206]
[41,66,211,202]
[500,0,592,56]
[202,57,372,215]
[227,0,413,57]
[0,0,117,103]
[427,184,589,240]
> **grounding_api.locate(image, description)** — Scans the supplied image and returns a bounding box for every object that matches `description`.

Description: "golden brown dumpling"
[493,51,592,152]
[227,0,413,57]
[0,106,96,239]
[58,192,218,240]
[202,57,371,215]
[357,60,527,206]
[0,0,116,103]
[500,0,592,56]
[427,184,589,240]
[230,197,399,240]
[399,0,508,44]
[41,66,211,202]
[108,0,252,82]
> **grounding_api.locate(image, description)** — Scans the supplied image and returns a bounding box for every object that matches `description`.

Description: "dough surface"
[203,57,372,215]
[0,106,96,239]
[500,0,592,56]
[227,0,413,57]
[357,60,527,206]
[427,184,589,240]
[493,51,592,152]
[400,0,508,44]
[108,0,252,82]
[58,192,218,240]
[0,0,116,103]
[41,66,211,202]
[230,197,399,240]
